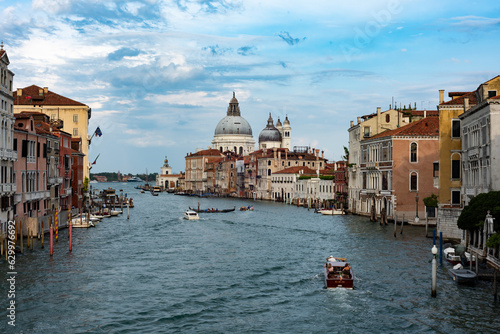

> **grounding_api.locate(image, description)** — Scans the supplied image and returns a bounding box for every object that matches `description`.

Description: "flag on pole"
[95,127,102,137]
[92,153,100,165]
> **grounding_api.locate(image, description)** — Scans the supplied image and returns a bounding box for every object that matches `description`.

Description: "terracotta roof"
[13,85,87,106]
[185,149,223,158]
[273,166,317,175]
[0,50,5,58]
[34,122,54,135]
[368,116,439,139]
[408,110,438,117]
[440,91,477,106]
[448,92,469,98]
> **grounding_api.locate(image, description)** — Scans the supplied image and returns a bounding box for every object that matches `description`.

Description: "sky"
[2,0,500,174]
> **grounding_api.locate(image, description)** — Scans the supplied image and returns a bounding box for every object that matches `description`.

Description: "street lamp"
[415,192,419,223]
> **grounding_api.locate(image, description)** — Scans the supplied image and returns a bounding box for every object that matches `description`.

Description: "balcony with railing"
[49,177,63,185]
[23,190,50,201]
[0,183,16,193]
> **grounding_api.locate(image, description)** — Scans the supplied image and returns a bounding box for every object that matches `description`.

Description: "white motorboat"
[319,209,344,215]
[184,210,199,220]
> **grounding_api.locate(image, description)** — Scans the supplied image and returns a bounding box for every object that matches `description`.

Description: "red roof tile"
[368,116,439,139]
[186,149,223,158]
[273,166,317,175]
[440,91,477,106]
[408,110,438,117]
[13,85,87,106]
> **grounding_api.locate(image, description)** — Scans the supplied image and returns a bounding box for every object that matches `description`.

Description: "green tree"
[341,146,349,161]
[457,191,500,231]
[423,194,438,208]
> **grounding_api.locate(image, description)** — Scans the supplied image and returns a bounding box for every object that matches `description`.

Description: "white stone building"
[212,93,255,156]
[0,43,16,227]
[460,95,500,202]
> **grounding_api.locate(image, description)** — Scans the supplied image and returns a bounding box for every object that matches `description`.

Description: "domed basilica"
[212,93,291,155]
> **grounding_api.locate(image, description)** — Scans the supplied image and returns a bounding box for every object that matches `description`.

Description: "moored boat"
[449,269,477,285]
[324,256,354,289]
[443,247,476,265]
[319,209,344,215]
[184,210,199,220]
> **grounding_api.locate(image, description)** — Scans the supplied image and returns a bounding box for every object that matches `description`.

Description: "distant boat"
[184,210,199,220]
[90,180,98,184]
[318,208,344,215]
[189,206,235,213]
[127,176,143,182]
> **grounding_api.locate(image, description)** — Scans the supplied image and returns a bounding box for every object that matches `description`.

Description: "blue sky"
[2,0,500,174]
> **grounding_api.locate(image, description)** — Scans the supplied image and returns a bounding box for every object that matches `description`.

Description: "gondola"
[189,206,236,213]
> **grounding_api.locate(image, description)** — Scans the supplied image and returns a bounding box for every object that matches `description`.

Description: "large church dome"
[214,93,252,136]
[259,113,282,143]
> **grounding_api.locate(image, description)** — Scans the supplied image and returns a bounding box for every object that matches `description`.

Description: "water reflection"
[0,183,498,333]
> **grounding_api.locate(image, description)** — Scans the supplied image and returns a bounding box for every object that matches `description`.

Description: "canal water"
[1,183,499,333]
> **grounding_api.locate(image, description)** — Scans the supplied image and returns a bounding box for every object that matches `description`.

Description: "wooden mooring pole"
[20,220,23,254]
[393,214,397,237]
[49,218,53,257]
[494,270,498,302]
[69,211,72,252]
[400,214,404,235]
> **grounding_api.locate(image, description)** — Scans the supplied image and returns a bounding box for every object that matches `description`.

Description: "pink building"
[358,116,439,222]
[53,128,73,211]
[13,113,51,229]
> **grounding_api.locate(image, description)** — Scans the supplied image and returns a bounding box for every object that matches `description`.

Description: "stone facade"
[437,207,463,242]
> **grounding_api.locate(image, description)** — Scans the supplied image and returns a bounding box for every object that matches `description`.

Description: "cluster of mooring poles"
[0,209,74,259]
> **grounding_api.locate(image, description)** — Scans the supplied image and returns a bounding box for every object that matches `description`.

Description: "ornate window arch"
[410,171,418,191]
[410,142,417,163]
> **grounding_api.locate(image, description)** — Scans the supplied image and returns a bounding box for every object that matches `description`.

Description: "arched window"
[268,169,271,176]
[410,172,418,191]
[410,142,417,162]
[239,147,243,155]
[219,147,223,152]
[451,153,461,179]
[386,114,390,123]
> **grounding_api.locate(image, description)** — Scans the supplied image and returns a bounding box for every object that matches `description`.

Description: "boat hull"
[324,257,354,289]
[184,210,199,220]
[449,269,477,285]
[319,209,344,215]
[189,206,235,213]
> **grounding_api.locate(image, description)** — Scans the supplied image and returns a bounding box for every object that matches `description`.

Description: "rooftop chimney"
[424,109,427,118]
[439,89,444,104]
[17,88,22,96]
[350,120,354,127]
[377,107,381,116]
[464,97,469,111]
[43,87,48,94]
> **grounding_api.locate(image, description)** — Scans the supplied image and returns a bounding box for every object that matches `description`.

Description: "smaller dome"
[259,113,282,143]
[276,117,282,127]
